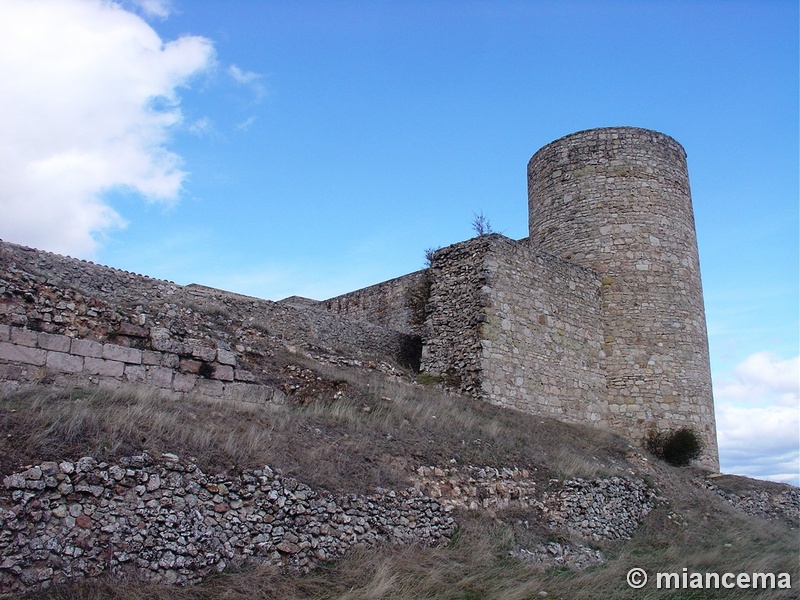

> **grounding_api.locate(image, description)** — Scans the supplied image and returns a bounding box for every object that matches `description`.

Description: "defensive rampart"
[0,240,421,398]
[324,127,719,468]
[0,126,720,470]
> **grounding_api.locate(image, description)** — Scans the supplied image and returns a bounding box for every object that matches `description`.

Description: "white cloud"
[128,0,173,19]
[714,351,799,486]
[236,116,257,132]
[228,64,266,101]
[715,351,799,407]
[187,117,214,137]
[0,0,214,257]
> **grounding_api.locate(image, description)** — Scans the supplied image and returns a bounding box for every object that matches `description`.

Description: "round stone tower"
[527,127,718,468]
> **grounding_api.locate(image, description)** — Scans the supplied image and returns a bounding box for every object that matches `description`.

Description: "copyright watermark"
[626,568,792,590]
[627,568,648,588]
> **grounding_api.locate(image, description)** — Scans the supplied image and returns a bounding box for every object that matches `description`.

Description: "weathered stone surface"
[146,366,173,388]
[84,357,125,378]
[211,364,234,381]
[216,348,237,366]
[102,344,142,365]
[124,364,146,383]
[0,341,46,366]
[9,327,37,347]
[0,455,456,595]
[116,322,150,338]
[46,351,84,373]
[70,338,103,358]
[37,332,71,353]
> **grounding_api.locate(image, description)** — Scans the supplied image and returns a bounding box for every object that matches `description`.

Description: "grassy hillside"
[1,354,797,599]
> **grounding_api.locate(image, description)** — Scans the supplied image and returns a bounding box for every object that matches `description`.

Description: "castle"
[0,126,718,468]
[324,127,718,468]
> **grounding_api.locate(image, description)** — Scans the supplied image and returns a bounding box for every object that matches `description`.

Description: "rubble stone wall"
[421,237,490,395]
[0,454,455,595]
[0,240,421,397]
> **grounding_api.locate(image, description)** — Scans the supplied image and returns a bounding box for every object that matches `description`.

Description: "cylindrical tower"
[527,127,718,468]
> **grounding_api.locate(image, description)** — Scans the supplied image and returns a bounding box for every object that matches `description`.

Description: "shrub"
[471,211,493,236]
[645,427,703,467]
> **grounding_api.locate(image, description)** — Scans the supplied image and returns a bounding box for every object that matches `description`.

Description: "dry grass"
[2,357,798,599]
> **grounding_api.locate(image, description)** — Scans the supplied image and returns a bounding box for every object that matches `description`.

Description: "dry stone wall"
[411,465,655,541]
[0,453,455,595]
[0,453,662,595]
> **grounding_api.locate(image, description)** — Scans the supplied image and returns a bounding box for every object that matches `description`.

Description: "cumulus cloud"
[714,351,799,486]
[0,0,214,256]
[715,351,799,407]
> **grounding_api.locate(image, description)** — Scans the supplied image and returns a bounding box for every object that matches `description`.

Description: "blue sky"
[0,0,797,484]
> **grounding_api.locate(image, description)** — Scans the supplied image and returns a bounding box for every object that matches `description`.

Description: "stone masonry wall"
[322,270,429,337]
[420,234,607,427]
[0,453,454,595]
[421,237,490,395]
[480,235,607,424]
[0,323,279,403]
[0,240,421,397]
[527,127,718,466]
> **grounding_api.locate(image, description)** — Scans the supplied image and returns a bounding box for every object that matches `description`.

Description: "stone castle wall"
[321,269,428,337]
[479,235,607,422]
[322,127,718,468]
[420,235,607,425]
[0,126,720,469]
[0,240,421,397]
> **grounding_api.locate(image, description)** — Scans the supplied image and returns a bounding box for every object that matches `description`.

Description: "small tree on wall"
[471,211,493,236]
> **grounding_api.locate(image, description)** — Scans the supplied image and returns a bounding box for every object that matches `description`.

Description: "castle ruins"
[0,126,719,468]
[324,127,718,468]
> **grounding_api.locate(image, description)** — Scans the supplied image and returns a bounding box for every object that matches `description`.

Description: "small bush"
[645,427,703,467]
[471,211,493,236]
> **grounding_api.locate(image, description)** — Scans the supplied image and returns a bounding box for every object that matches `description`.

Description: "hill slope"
[1,353,797,599]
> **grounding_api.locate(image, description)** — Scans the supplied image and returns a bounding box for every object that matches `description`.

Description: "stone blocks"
[0,341,46,366]
[103,344,141,364]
